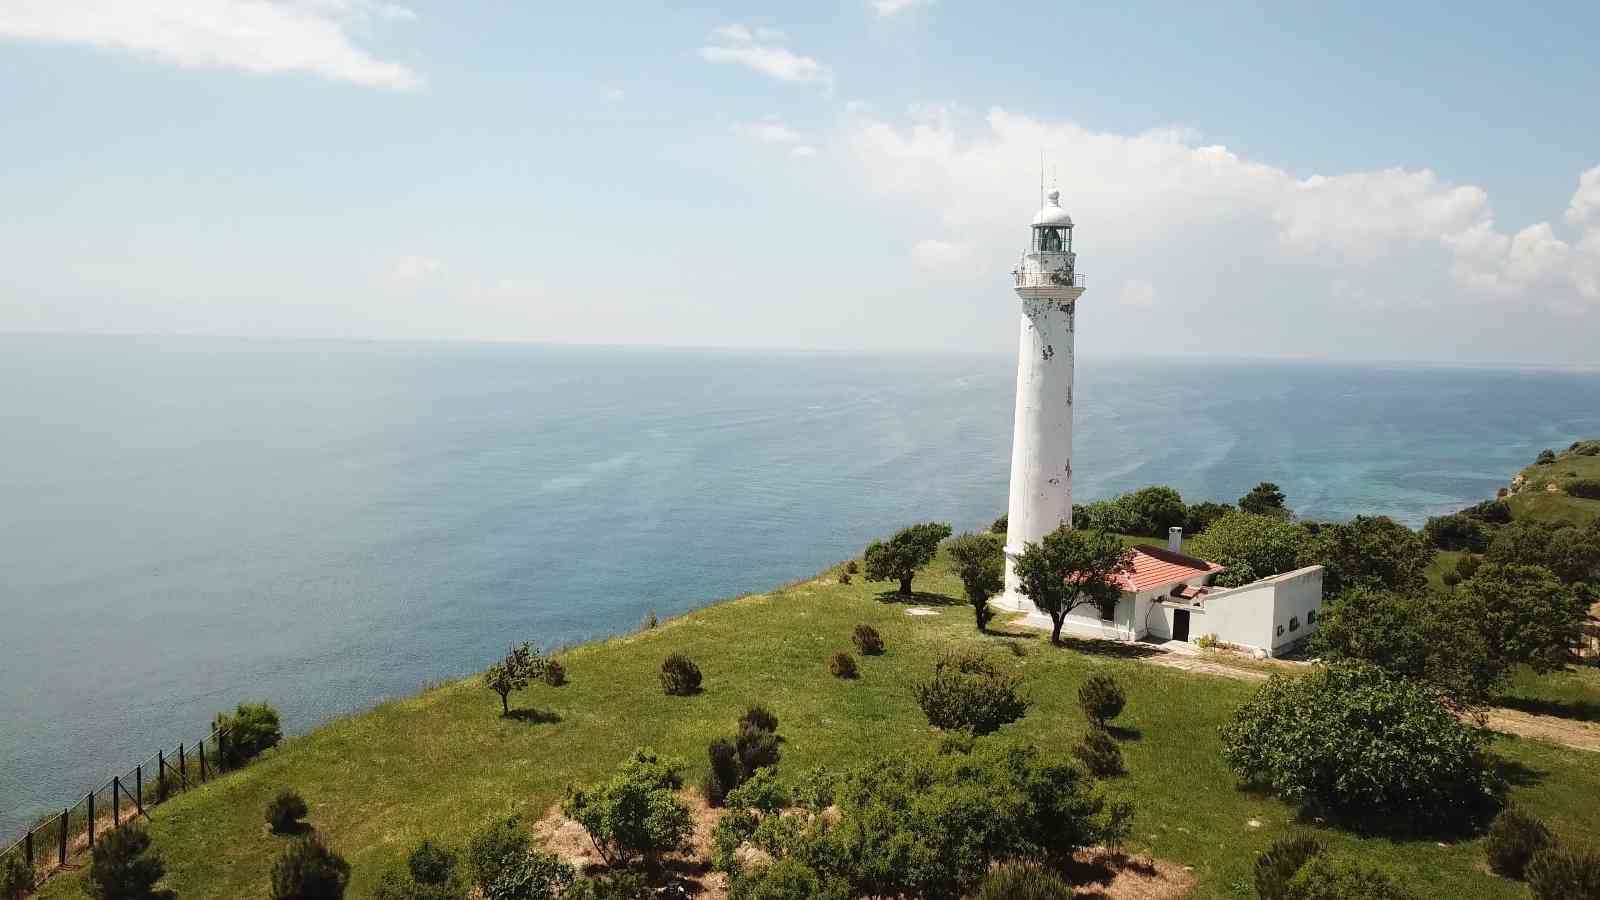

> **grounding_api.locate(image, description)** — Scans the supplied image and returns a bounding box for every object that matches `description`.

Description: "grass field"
[1508,442,1600,526]
[33,550,1600,900]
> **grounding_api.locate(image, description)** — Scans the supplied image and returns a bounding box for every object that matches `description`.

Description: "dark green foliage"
[1489,520,1600,584]
[1485,806,1553,879]
[725,767,787,814]
[851,623,884,655]
[1118,485,1189,537]
[659,653,702,696]
[730,858,851,900]
[266,790,309,834]
[740,704,779,733]
[212,701,283,768]
[1526,847,1600,900]
[542,659,567,687]
[1189,512,1308,588]
[1185,500,1235,535]
[482,850,575,900]
[829,651,859,679]
[1311,588,1503,707]
[1456,554,1481,579]
[269,834,350,900]
[837,571,851,584]
[87,827,165,900]
[1255,835,1324,900]
[1298,516,1434,599]
[1462,498,1514,524]
[1283,856,1417,900]
[484,642,546,715]
[912,651,1029,734]
[562,748,692,866]
[863,522,952,595]
[991,514,1008,534]
[1441,571,1461,587]
[373,840,466,900]
[1073,499,1132,534]
[947,531,1004,631]
[1537,449,1558,464]
[1239,482,1289,517]
[1012,525,1134,644]
[1220,662,1499,828]
[1465,563,1589,673]
[407,841,457,886]
[0,854,33,900]
[706,737,740,806]
[1072,726,1124,777]
[1423,513,1491,552]
[1077,673,1126,726]
[969,860,1073,900]
[736,721,781,776]
[466,818,530,893]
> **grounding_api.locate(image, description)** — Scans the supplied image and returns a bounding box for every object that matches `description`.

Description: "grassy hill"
[1507,440,1600,526]
[33,550,1600,900]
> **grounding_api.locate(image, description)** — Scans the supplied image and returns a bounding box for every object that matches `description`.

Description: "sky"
[1,0,1597,364]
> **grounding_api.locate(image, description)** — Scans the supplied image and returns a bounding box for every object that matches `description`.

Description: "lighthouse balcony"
[1013,269,1085,289]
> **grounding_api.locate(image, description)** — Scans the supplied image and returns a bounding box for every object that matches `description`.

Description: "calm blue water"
[2,335,1598,836]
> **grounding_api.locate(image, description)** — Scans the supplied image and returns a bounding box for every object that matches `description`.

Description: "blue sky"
[1,0,1597,363]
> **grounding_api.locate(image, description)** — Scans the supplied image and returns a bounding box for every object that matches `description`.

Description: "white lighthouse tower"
[1000,189,1085,611]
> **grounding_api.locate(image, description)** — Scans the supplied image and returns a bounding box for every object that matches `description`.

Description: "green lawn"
[1509,443,1600,526]
[35,552,1600,900]
[1496,665,1600,723]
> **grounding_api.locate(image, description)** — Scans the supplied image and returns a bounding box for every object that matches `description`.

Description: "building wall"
[1185,565,1324,655]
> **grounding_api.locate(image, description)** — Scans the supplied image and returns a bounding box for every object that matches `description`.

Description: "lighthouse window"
[1038,227,1063,252]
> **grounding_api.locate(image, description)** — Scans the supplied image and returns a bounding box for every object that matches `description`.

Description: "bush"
[1441,571,1461,587]
[1,854,34,900]
[1071,726,1124,777]
[730,859,851,900]
[735,722,781,777]
[659,654,702,696]
[837,571,851,584]
[1462,498,1513,524]
[1527,847,1600,900]
[1423,513,1490,552]
[1456,554,1481,579]
[705,738,739,806]
[845,559,859,574]
[212,701,283,768]
[466,818,530,892]
[1185,500,1235,535]
[266,790,310,834]
[1537,449,1557,464]
[829,651,859,679]
[542,659,567,687]
[970,860,1072,900]
[1283,856,1416,900]
[1077,674,1126,726]
[1195,633,1219,649]
[270,834,350,900]
[373,840,466,900]
[86,826,164,900]
[1220,662,1499,829]
[739,704,779,734]
[851,624,884,655]
[562,748,692,866]
[912,651,1029,735]
[1567,479,1600,499]
[1485,806,1553,879]
[991,514,1008,534]
[1254,835,1324,900]
[482,850,575,900]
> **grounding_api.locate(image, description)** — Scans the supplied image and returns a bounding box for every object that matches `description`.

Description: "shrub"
[1283,856,1416,900]
[482,850,575,900]
[1456,554,1481,579]
[837,571,851,584]
[270,834,350,900]
[736,703,777,733]
[706,737,740,806]
[1071,726,1124,777]
[725,767,787,814]
[1077,673,1126,726]
[1,854,34,900]
[1527,847,1600,900]
[542,659,567,687]
[912,651,1029,735]
[829,651,858,679]
[991,514,1008,534]
[1255,835,1324,900]
[373,840,466,900]
[970,860,1072,900]
[851,623,884,655]
[466,818,530,892]
[730,859,851,900]
[1441,571,1461,587]
[1537,449,1557,464]
[1195,633,1219,649]
[1185,500,1235,535]
[845,559,859,574]
[659,653,702,696]
[643,611,658,629]
[1567,479,1600,499]
[1423,513,1490,552]
[1485,806,1553,879]
[562,748,692,866]
[1220,662,1499,828]
[86,826,164,900]
[735,722,781,778]
[1462,498,1513,524]
[212,701,283,768]
[407,840,458,886]
[266,790,310,834]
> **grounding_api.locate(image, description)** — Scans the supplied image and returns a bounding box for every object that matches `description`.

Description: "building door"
[1173,609,1191,642]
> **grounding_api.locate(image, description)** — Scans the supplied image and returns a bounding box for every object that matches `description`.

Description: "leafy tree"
[1298,516,1433,600]
[86,827,165,900]
[1422,513,1491,552]
[991,514,1008,534]
[1239,482,1289,517]
[1461,498,1514,524]
[1220,662,1499,828]
[482,850,575,900]
[1312,589,1502,707]
[466,818,530,893]
[270,834,350,900]
[212,701,283,768]
[483,643,545,716]
[911,651,1029,735]
[1118,485,1188,537]
[1184,500,1235,535]
[1255,835,1324,900]
[863,522,952,595]
[730,859,851,900]
[1012,525,1134,644]
[1463,563,1589,673]
[1488,521,1600,585]
[562,748,692,867]
[1536,448,1557,464]
[1073,499,1133,534]
[1189,511,1308,588]
[1,854,33,900]
[947,531,1004,631]
[1284,856,1417,900]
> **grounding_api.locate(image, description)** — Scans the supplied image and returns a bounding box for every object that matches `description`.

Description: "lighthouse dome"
[1031,190,1073,228]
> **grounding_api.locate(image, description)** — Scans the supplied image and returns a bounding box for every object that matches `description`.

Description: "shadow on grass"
[268,821,314,837]
[504,707,562,724]
[1049,634,1166,661]
[1056,849,1158,892]
[1107,724,1142,742]
[1492,755,1547,790]
[874,589,964,607]
[1495,695,1600,724]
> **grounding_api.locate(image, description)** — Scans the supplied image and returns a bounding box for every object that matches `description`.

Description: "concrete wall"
[1184,565,1324,655]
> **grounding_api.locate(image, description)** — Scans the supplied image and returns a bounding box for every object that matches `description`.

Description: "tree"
[484,642,545,716]
[1536,448,1557,464]
[270,835,350,900]
[1299,516,1434,599]
[1487,521,1600,585]
[947,532,1004,631]
[86,827,165,900]
[991,514,1007,534]
[1463,564,1589,673]
[863,522,952,595]
[1117,486,1188,537]
[1184,500,1234,535]
[1312,589,1502,707]
[1012,525,1134,644]
[466,818,530,893]
[562,749,692,867]
[212,701,283,768]
[1187,511,1308,588]
[1220,662,1499,828]
[1239,482,1289,517]
[1422,513,1491,553]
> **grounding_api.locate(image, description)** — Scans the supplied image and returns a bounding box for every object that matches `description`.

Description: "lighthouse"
[1000,189,1085,611]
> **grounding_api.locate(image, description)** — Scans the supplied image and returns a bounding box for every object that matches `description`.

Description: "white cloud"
[870,0,933,16]
[1566,165,1600,226]
[790,145,818,159]
[0,0,421,90]
[391,255,443,281]
[700,26,832,91]
[732,121,802,145]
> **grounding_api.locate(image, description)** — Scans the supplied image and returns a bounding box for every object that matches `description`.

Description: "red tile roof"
[1117,545,1225,592]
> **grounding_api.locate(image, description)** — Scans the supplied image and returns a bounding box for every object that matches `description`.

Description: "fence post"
[157,750,165,802]
[113,777,121,827]
[87,791,95,847]
[24,831,32,868]
[178,743,188,789]
[59,809,67,865]
[136,764,143,816]
[199,737,207,782]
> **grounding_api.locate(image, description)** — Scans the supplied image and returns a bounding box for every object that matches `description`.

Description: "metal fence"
[0,725,232,891]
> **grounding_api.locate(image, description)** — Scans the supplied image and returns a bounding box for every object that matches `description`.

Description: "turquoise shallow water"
[2,335,1597,836]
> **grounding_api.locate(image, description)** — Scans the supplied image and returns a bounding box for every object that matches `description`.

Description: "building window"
[1276,624,1284,637]
[1099,599,1116,623]
[1289,616,1300,632]
[1306,609,1317,624]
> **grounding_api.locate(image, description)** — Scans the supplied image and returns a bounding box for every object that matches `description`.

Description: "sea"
[2,334,1598,837]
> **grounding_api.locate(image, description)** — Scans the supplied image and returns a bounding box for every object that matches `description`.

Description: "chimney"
[1168,526,1183,553]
